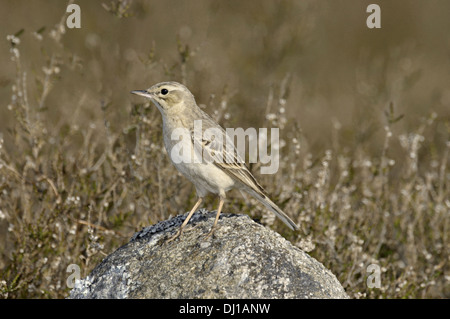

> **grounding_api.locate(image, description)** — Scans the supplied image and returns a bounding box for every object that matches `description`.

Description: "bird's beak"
[130,90,153,99]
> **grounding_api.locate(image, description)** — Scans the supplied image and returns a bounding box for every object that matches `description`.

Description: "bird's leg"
[204,197,225,239]
[167,197,203,242]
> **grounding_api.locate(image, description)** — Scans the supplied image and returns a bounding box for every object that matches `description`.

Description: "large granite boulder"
[69,209,348,299]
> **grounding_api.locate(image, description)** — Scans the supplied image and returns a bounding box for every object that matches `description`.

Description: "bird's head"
[131,81,195,115]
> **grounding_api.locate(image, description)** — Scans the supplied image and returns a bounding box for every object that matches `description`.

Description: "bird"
[131,81,299,241]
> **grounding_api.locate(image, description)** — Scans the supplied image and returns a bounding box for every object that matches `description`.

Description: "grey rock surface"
[68,209,348,299]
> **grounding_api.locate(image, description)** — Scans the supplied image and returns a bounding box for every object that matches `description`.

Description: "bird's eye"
[161,88,169,95]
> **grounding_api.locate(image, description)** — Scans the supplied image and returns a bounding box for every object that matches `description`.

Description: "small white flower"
[33,32,43,41]
[6,35,20,45]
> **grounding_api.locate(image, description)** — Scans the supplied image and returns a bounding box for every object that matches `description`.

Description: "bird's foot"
[203,226,217,240]
[167,227,183,243]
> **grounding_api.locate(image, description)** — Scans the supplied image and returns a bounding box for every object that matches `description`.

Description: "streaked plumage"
[131,81,298,240]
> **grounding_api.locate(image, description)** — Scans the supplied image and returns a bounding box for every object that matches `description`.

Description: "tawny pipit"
[131,81,299,241]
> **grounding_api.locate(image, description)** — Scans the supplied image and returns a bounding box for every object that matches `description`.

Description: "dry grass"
[0,0,448,298]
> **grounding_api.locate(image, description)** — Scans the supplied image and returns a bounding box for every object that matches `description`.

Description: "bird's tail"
[245,187,299,231]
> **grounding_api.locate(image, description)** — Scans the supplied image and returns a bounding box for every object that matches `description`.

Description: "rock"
[68,209,348,299]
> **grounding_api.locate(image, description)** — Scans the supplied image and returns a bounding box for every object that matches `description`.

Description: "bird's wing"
[189,117,268,197]
[189,113,299,231]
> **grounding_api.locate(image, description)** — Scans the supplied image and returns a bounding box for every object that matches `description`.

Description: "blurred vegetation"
[0,0,448,298]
